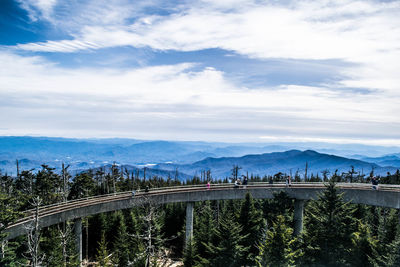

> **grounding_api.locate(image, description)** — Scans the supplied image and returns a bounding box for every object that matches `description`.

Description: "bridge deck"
[4,182,400,240]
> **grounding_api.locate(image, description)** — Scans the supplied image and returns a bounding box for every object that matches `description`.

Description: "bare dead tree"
[24,196,44,267]
[305,162,308,181]
[129,196,172,267]
[1,239,7,260]
[57,222,74,267]
[16,159,20,178]
[61,163,70,203]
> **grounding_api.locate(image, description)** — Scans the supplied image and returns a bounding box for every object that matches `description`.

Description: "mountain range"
[155,150,398,178]
[0,136,399,178]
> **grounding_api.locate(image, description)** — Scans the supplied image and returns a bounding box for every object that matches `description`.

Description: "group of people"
[234,176,249,188]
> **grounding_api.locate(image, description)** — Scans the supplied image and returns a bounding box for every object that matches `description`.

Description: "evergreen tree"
[303,179,357,266]
[257,215,299,267]
[126,209,145,263]
[34,165,62,204]
[0,192,20,242]
[263,191,293,226]
[200,213,247,267]
[111,211,129,266]
[41,227,63,267]
[193,201,216,261]
[68,173,96,200]
[163,203,185,256]
[183,238,196,267]
[238,192,265,265]
[96,232,111,266]
[349,220,379,267]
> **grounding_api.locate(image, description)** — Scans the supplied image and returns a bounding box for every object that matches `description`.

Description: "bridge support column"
[74,218,82,266]
[185,202,194,246]
[294,199,304,236]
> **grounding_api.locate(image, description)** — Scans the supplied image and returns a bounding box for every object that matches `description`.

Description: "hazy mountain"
[0,136,399,176]
[359,155,400,168]
[155,150,396,178]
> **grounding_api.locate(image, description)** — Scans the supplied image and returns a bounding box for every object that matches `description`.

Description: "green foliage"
[96,232,111,266]
[303,179,357,266]
[183,238,196,267]
[263,191,293,225]
[238,192,265,265]
[193,201,216,262]
[349,220,379,267]
[34,165,63,204]
[0,193,20,241]
[257,215,300,267]
[69,173,96,200]
[110,211,129,266]
[200,213,247,267]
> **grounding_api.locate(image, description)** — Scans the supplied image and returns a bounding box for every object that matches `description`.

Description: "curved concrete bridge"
[4,182,400,263]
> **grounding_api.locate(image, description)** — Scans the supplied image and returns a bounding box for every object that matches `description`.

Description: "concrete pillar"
[74,218,82,266]
[294,199,304,236]
[185,202,194,246]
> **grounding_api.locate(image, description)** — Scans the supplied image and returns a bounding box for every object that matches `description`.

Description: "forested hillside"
[1,166,400,266]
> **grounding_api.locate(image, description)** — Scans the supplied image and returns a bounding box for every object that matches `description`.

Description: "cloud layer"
[1,0,399,145]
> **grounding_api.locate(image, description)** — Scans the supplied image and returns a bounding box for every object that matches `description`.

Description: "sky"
[1,0,400,145]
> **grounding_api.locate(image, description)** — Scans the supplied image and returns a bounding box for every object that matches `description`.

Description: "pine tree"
[201,213,247,267]
[238,192,265,265]
[96,232,111,267]
[183,238,196,267]
[349,220,379,266]
[69,173,96,200]
[111,211,129,266]
[257,215,299,267]
[41,227,63,267]
[34,165,62,204]
[263,191,293,226]
[193,201,216,261]
[303,179,357,266]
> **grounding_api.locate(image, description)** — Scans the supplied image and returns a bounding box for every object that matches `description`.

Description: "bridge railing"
[16,182,400,220]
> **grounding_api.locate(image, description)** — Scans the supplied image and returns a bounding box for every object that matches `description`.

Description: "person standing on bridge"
[234,179,240,188]
[372,176,379,190]
[243,175,248,189]
[207,181,211,190]
[286,175,292,187]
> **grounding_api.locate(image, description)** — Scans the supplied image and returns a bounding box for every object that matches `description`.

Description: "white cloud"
[13,1,400,93]
[0,50,399,143]
[5,0,400,143]
[17,0,57,21]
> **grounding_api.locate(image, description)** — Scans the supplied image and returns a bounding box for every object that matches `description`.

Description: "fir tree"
[183,238,196,267]
[111,211,129,266]
[96,232,111,267]
[349,220,379,267]
[193,201,216,261]
[238,192,265,265]
[257,215,300,267]
[303,179,357,266]
[201,213,247,267]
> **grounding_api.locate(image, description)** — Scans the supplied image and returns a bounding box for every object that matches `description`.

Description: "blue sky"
[1,0,400,146]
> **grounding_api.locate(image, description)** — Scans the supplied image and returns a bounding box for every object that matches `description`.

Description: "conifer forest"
[1,165,400,266]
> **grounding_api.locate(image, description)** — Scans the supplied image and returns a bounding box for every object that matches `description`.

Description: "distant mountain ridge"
[0,136,399,177]
[155,150,397,178]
